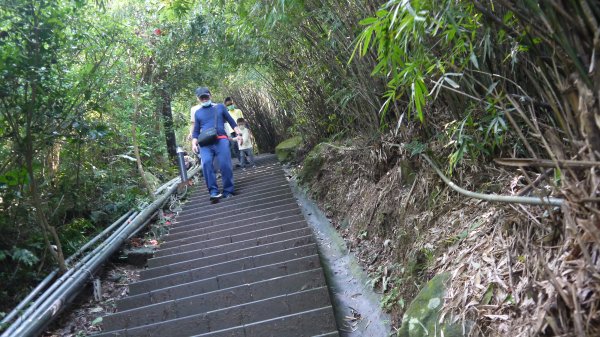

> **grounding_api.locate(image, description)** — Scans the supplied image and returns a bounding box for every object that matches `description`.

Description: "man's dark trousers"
[199,138,234,196]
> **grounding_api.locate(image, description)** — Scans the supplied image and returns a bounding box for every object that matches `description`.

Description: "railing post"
[176,146,188,183]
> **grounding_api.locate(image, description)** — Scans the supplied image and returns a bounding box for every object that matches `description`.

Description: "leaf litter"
[298,135,600,336]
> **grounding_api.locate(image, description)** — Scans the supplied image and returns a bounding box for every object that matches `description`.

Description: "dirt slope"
[296,139,591,336]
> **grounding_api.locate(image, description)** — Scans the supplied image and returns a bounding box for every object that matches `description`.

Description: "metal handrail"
[1,165,200,337]
[420,154,564,206]
[0,210,135,328]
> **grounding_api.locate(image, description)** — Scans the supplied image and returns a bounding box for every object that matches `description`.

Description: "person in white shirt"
[224,97,244,165]
[236,118,256,170]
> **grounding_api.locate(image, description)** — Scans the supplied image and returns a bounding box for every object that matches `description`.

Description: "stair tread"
[103,268,327,331]
[97,158,337,335]
[139,233,315,280]
[117,254,322,310]
[129,243,318,295]
[159,215,306,249]
[101,287,331,336]
[190,306,338,337]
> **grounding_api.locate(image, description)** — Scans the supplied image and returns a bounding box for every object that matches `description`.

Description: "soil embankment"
[294,140,573,336]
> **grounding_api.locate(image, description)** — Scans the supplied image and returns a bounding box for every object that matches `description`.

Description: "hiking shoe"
[222,193,234,199]
[209,193,222,201]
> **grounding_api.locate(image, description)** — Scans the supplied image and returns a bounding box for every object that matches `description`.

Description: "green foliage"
[354,0,442,123]
[59,218,95,257]
[202,0,385,143]
[8,247,40,267]
[0,168,29,187]
[381,287,404,311]
[408,248,435,277]
[353,1,519,170]
[0,0,204,311]
[355,0,598,179]
[404,141,426,157]
[0,244,42,269]
[159,0,195,19]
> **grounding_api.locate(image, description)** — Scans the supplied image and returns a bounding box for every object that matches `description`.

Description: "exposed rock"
[298,144,325,183]
[275,136,303,162]
[398,272,464,337]
[123,247,155,266]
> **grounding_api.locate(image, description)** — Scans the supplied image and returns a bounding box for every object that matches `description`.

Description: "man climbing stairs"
[94,156,339,337]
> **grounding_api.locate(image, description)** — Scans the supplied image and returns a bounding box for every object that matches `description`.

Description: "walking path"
[94,155,339,337]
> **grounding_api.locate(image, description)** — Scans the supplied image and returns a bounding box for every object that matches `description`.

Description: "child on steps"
[236,118,256,170]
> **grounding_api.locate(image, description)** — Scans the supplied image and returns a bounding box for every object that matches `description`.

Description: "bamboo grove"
[1,0,599,335]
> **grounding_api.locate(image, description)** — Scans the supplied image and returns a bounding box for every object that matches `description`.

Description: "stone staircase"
[94,156,339,337]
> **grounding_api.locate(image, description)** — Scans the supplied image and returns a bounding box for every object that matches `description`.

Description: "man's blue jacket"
[192,103,238,140]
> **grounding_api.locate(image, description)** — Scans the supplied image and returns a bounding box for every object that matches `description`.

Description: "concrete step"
[177,193,295,222]
[190,306,338,337]
[141,231,314,279]
[185,175,290,205]
[117,254,322,311]
[159,209,303,243]
[97,287,332,337]
[188,169,286,194]
[182,183,292,211]
[103,269,327,331]
[155,223,311,259]
[129,243,318,295]
[179,185,293,216]
[159,214,306,250]
[161,214,304,248]
[95,156,337,336]
[176,197,298,224]
[151,221,309,267]
[167,203,301,235]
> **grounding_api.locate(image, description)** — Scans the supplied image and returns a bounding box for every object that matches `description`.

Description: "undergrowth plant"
[355,0,600,335]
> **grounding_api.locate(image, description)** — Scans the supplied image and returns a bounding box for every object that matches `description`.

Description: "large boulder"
[397,272,464,337]
[275,136,303,162]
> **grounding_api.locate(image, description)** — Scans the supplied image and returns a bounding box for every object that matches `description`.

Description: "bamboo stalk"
[494,158,599,168]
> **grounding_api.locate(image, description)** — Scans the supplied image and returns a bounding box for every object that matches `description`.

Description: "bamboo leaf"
[443,76,460,89]
[359,17,378,26]
[361,28,374,56]
[469,51,479,69]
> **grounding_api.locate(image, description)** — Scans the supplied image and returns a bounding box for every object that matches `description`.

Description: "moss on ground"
[397,272,464,337]
[275,136,303,162]
[298,144,325,184]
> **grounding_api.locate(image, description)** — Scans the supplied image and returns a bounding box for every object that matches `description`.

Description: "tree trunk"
[160,87,177,161]
[132,104,154,198]
[25,148,67,272]
[25,8,67,272]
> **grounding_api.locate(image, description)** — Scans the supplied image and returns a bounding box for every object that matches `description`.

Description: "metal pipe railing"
[6,188,175,337]
[1,165,201,337]
[0,210,134,328]
[1,211,139,337]
[176,146,189,183]
[420,154,564,206]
